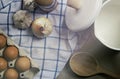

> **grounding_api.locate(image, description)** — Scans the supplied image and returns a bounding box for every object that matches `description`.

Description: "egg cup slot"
[0,52,2,56]
[0,71,5,79]
[20,72,25,78]
[8,60,16,68]
[9,62,14,67]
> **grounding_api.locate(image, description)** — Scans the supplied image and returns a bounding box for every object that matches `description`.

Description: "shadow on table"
[57,60,115,79]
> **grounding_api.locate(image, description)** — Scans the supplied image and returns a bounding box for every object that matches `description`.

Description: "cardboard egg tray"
[0,29,40,79]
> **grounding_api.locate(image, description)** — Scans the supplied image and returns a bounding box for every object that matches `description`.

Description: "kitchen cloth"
[0,0,80,79]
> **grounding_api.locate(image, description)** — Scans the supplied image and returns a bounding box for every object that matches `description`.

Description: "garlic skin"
[13,10,32,29]
[32,17,53,38]
[23,0,36,11]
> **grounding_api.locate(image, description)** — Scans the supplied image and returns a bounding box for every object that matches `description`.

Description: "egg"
[0,58,7,72]
[32,17,53,38]
[0,34,7,49]
[13,10,32,29]
[3,46,19,61]
[15,56,31,72]
[35,0,53,6]
[4,69,18,79]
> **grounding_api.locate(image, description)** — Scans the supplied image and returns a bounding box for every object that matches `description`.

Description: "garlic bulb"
[32,17,53,38]
[23,0,36,11]
[13,10,32,29]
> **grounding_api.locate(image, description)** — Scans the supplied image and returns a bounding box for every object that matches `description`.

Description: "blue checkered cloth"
[0,0,78,79]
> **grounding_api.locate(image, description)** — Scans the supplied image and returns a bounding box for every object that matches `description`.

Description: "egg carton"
[0,29,40,79]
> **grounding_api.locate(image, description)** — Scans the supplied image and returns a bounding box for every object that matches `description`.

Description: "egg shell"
[0,34,7,49]
[4,68,18,79]
[3,45,19,61]
[15,56,31,72]
[0,58,7,72]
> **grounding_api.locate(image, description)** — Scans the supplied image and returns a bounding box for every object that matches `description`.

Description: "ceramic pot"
[65,0,110,32]
[95,0,120,50]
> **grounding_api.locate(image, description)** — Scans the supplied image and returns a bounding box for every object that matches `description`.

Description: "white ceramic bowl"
[65,0,104,32]
[95,0,120,50]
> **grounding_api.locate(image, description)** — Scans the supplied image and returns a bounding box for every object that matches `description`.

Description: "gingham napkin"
[0,0,78,79]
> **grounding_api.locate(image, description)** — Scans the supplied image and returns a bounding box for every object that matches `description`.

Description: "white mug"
[95,0,120,50]
[65,0,110,32]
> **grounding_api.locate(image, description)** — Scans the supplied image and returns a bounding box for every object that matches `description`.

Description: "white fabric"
[0,0,77,79]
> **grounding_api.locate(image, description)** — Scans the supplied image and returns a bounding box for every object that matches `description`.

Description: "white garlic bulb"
[32,17,53,38]
[13,10,32,29]
[23,0,36,11]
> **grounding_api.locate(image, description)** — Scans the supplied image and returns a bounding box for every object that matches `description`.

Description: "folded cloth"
[0,0,79,79]
[0,0,14,10]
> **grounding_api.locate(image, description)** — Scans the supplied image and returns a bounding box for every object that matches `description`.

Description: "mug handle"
[102,0,111,7]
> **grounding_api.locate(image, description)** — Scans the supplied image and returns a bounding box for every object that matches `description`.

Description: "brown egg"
[0,58,7,72]
[4,68,18,79]
[3,46,19,61]
[0,34,7,49]
[35,0,53,6]
[16,56,31,72]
